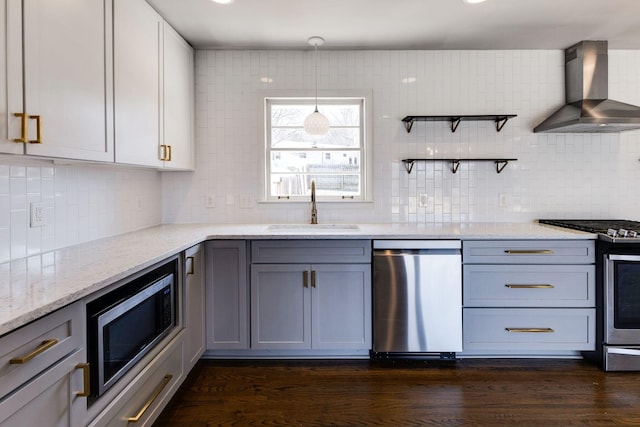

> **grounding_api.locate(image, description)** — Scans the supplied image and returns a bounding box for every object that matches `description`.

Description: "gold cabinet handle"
[13,112,28,143]
[167,145,172,161]
[75,363,91,397]
[28,115,42,143]
[505,328,554,333]
[303,271,309,288]
[186,256,195,275]
[127,374,173,423]
[311,270,317,288]
[10,339,58,364]
[505,284,555,289]
[504,250,554,255]
[159,144,167,161]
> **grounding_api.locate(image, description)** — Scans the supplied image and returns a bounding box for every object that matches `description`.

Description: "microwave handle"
[608,347,640,357]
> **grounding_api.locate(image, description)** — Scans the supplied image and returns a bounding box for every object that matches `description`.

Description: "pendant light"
[304,36,330,135]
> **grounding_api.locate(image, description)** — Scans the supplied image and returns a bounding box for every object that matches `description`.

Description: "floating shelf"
[402,114,517,133]
[402,158,517,174]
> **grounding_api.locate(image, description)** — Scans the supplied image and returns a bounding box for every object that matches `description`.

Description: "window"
[263,96,370,202]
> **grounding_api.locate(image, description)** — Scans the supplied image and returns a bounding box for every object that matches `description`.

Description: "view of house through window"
[265,98,367,201]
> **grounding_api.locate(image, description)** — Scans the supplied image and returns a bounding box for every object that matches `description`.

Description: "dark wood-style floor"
[154,358,640,426]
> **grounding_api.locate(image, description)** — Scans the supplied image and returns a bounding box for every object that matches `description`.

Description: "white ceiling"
[146,0,640,50]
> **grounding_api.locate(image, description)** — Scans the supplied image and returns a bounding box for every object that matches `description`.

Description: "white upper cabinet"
[162,22,195,170]
[113,0,162,167]
[5,0,114,161]
[0,0,23,155]
[114,0,194,170]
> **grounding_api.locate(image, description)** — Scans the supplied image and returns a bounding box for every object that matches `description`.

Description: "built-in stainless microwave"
[86,259,178,402]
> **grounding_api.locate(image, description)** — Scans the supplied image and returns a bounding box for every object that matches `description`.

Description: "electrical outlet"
[499,193,507,208]
[418,193,428,207]
[30,202,47,227]
[239,195,254,209]
[205,195,216,208]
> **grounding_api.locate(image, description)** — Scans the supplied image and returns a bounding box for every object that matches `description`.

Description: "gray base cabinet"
[251,263,371,351]
[205,239,372,357]
[461,240,596,357]
[0,303,86,427]
[205,241,249,350]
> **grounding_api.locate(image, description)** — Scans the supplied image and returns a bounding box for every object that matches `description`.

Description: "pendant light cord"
[314,43,319,113]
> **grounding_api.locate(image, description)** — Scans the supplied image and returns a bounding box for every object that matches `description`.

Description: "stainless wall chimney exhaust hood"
[534,41,640,133]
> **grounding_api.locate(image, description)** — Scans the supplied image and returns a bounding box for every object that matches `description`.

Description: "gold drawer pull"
[75,363,91,397]
[127,374,173,423]
[303,271,309,288]
[28,115,42,143]
[160,144,168,161]
[505,284,555,289]
[167,144,172,161]
[13,112,28,142]
[505,328,554,333]
[504,250,554,255]
[10,339,58,364]
[311,270,317,288]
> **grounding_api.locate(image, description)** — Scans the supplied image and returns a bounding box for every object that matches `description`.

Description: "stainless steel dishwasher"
[372,240,462,358]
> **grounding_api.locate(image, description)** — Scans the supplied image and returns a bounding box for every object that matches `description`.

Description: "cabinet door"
[0,0,23,154]
[113,0,161,167]
[0,349,87,427]
[21,0,113,161]
[312,264,372,350]
[162,22,194,170]
[251,264,311,350]
[184,244,205,371]
[206,241,248,350]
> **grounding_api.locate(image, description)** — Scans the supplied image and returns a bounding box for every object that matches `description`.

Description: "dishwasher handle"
[373,240,461,250]
[374,249,460,256]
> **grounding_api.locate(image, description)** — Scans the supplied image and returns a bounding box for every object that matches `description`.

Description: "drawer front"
[251,240,371,264]
[89,337,184,427]
[463,308,595,351]
[463,240,595,264]
[463,264,595,307]
[0,302,83,400]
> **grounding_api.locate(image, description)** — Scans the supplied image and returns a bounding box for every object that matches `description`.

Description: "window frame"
[260,90,373,203]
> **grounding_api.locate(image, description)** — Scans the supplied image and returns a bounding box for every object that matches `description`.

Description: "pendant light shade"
[304,36,329,136]
[304,109,330,135]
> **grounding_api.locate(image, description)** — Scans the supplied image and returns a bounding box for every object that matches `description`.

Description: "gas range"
[538,219,640,243]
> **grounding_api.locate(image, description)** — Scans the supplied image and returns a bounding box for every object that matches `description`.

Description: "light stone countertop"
[0,222,594,337]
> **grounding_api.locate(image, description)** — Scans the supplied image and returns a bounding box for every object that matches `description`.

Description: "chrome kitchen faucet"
[310,180,317,224]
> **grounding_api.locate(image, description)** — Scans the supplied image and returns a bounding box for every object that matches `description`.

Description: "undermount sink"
[267,224,360,231]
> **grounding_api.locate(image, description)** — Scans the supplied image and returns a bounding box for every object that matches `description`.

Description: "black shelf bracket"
[402,159,416,173]
[402,158,517,175]
[451,117,462,133]
[495,117,510,132]
[403,120,414,133]
[495,160,510,173]
[402,114,517,133]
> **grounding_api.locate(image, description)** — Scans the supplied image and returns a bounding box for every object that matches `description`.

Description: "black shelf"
[402,114,517,133]
[402,158,517,174]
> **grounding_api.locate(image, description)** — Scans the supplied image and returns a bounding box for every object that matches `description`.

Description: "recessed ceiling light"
[211,0,234,4]
[464,0,487,3]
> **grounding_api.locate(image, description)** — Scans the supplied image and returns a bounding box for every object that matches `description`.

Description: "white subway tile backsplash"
[162,48,640,226]
[0,157,162,263]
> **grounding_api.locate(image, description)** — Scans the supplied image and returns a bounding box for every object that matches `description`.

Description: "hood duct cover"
[534,41,640,133]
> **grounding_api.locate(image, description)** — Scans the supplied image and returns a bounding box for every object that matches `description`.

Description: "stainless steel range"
[540,219,640,371]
